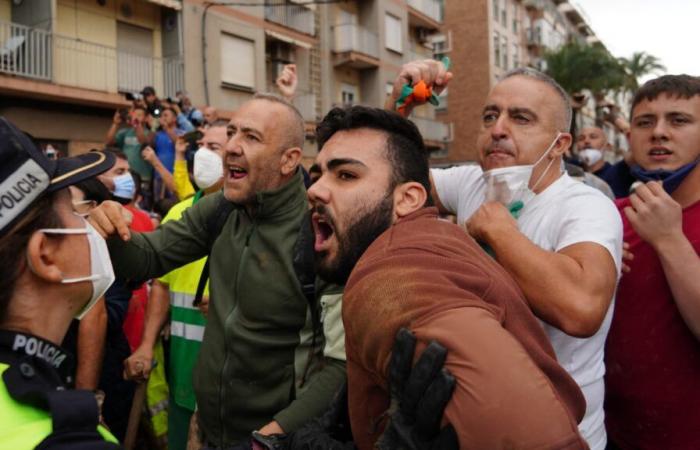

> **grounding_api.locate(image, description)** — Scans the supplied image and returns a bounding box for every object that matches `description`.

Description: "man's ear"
[25,232,63,284]
[551,133,573,158]
[280,147,303,177]
[393,182,428,218]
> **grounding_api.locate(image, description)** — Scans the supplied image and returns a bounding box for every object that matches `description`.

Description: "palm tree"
[544,41,627,133]
[544,41,627,97]
[619,52,667,92]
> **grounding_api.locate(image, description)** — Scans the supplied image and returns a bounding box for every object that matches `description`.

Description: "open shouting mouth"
[227,164,248,180]
[312,212,336,252]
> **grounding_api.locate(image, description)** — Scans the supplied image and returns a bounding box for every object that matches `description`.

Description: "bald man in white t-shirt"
[387,61,622,450]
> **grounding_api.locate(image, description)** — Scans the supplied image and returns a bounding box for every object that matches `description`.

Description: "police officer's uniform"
[0,330,121,449]
[0,118,122,449]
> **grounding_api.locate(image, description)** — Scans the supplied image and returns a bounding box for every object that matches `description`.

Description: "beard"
[314,193,394,286]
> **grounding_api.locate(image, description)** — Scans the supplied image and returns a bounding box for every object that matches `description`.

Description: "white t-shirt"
[432,165,623,450]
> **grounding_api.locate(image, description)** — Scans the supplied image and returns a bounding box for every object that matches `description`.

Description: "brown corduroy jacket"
[343,207,588,450]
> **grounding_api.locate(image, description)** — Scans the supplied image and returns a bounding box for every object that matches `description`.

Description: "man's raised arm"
[88,194,220,283]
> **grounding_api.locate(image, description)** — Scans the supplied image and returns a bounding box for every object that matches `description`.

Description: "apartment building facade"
[0,0,183,155]
[0,0,451,164]
[440,0,616,163]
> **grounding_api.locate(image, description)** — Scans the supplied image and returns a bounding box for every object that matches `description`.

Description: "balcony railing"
[332,24,379,59]
[407,0,444,23]
[0,20,52,81]
[0,19,184,98]
[411,116,453,143]
[264,3,315,36]
[117,51,184,97]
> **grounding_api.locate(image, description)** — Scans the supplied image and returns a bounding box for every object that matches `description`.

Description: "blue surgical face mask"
[630,160,699,194]
[113,173,136,200]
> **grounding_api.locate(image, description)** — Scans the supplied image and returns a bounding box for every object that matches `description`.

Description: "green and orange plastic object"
[395,56,451,115]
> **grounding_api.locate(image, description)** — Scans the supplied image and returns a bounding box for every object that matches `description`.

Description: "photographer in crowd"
[106,106,152,189]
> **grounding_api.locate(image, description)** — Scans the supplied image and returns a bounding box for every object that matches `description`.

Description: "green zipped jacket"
[107,171,346,446]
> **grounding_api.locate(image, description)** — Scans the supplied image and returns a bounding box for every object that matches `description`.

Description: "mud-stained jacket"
[108,171,346,447]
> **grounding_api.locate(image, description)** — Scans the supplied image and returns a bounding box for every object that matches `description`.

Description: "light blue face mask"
[113,173,136,200]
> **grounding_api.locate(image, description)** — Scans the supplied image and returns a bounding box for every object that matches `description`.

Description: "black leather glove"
[285,383,355,450]
[376,328,458,450]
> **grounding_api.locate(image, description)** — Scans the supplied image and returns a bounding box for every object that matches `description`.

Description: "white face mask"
[579,148,603,167]
[37,219,115,320]
[193,146,223,190]
[483,132,562,209]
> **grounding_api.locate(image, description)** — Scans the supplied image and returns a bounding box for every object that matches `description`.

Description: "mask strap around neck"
[62,274,100,284]
[530,132,562,193]
[39,228,89,235]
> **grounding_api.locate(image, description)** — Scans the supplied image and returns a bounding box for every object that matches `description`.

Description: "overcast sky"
[574,0,700,79]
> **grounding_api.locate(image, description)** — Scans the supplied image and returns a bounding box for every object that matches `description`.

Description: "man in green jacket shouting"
[88,94,346,448]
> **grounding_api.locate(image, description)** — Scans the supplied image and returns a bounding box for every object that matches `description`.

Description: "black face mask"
[314,193,394,286]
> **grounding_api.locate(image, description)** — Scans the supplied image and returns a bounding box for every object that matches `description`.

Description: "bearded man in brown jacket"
[307,106,588,450]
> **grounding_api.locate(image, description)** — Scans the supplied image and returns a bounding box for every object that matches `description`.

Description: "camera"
[125,92,144,101]
[166,96,184,108]
[118,108,129,123]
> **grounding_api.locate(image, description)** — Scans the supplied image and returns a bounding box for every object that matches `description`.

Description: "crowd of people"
[0,57,698,450]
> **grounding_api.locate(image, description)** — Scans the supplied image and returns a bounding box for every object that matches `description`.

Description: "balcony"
[332,24,380,69]
[0,20,52,81]
[558,2,585,25]
[407,0,443,30]
[411,116,453,145]
[405,47,433,64]
[526,27,544,55]
[264,3,315,36]
[0,20,183,100]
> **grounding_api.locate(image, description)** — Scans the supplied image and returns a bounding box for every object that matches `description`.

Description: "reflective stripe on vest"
[171,321,205,342]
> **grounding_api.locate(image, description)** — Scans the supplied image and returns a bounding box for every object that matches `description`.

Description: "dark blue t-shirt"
[595,160,635,199]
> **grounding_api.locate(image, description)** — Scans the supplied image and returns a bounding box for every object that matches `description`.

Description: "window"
[512,42,519,68]
[512,4,518,33]
[493,32,500,68]
[385,13,402,53]
[117,22,154,93]
[220,33,255,89]
[492,0,499,22]
[341,83,359,105]
[501,37,508,70]
[501,1,507,27]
